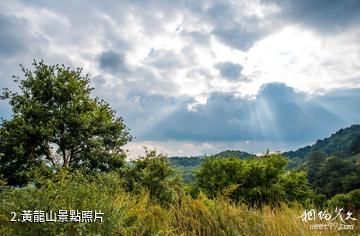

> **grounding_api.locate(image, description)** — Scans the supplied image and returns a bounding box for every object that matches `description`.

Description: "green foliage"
[0,61,132,186]
[307,151,326,183]
[1,60,359,234]
[122,150,183,205]
[0,175,7,187]
[284,124,360,159]
[286,156,305,170]
[212,150,255,159]
[283,145,312,159]
[169,150,254,169]
[169,156,204,167]
[0,170,358,235]
[169,150,255,183]
[327,189,360,212]
[0,171,127,235]
[278,171,314,203]
[168,156,204,183]
[311,157,360,198]
[350,135,360,154]
[195,155,314,206]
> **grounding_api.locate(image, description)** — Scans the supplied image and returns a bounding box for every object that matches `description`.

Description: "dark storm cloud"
[205,1,259,50]
[270,0,360,32]
[215,62,243,80]
[115,92,191,138]
[0,14,32,57]
[186,0,273,51]
[11,0,271,51]
[99,50,128,74]
[141,83,360,142]
[212,23,265,51]
[202,0,360,51]
[185,0,360,51]
[0,11,49,97]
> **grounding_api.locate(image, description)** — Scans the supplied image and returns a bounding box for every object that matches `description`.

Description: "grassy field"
[1,172,358,236]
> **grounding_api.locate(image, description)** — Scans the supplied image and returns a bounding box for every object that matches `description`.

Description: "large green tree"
[312,157,360,197]
[306,151,326,184]
[0,61,132,185]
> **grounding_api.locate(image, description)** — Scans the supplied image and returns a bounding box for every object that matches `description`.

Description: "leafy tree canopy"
[0,61,132,185]
[350,135,360,155]
[327,189,360,212]
[306,151,326,183]
[195,154,314,206]
[311,157,360,197]
[122,149,182,205]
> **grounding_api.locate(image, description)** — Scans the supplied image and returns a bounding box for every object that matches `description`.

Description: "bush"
[195,155,314,207]
[327,189,360,213]
[122,150,183,205]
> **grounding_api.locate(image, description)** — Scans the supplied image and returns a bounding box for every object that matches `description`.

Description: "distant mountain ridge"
[169,124,360,169]
[168,150,256,182]
[213,150,256,159]
[283,124,360,159]
[169,150,255,168]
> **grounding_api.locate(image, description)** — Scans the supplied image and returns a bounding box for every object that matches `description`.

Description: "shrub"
[327,189,360,213]
[195,155,314,207]
[122,150,183,205]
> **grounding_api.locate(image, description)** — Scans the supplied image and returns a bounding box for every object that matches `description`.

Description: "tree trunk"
[62,149,69,169]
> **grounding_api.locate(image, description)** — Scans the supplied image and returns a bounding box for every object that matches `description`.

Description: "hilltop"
[283,124,360,159]
[169,150,255,168]
[168,124,360,172]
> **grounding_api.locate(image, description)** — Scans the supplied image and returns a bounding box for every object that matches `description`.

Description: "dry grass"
[1,173,359,235]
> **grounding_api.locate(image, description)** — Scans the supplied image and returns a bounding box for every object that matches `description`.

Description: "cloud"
[182,31,211,47]
[215,62,243,80]
[272,0,360,32]
[0,14,29,57]
[212,25,265,51]
[0,14,47,58]
[117,92,191,138]
[1,0,360,157]
[145,49,183,70]
[140,83,360,143]
[99,50,128,73]
[207,2,262,50]
[186,0,279,51]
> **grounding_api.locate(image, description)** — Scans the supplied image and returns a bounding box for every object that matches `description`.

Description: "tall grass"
[0,172,358,235]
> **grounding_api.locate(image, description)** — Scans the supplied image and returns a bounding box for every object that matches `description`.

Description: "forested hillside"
[169,150,254,168]
[170,125,360,169]
[169,150,256,182]
[283,124,360,159]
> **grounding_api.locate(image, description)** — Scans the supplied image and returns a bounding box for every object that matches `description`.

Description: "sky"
[0,0,360,158]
